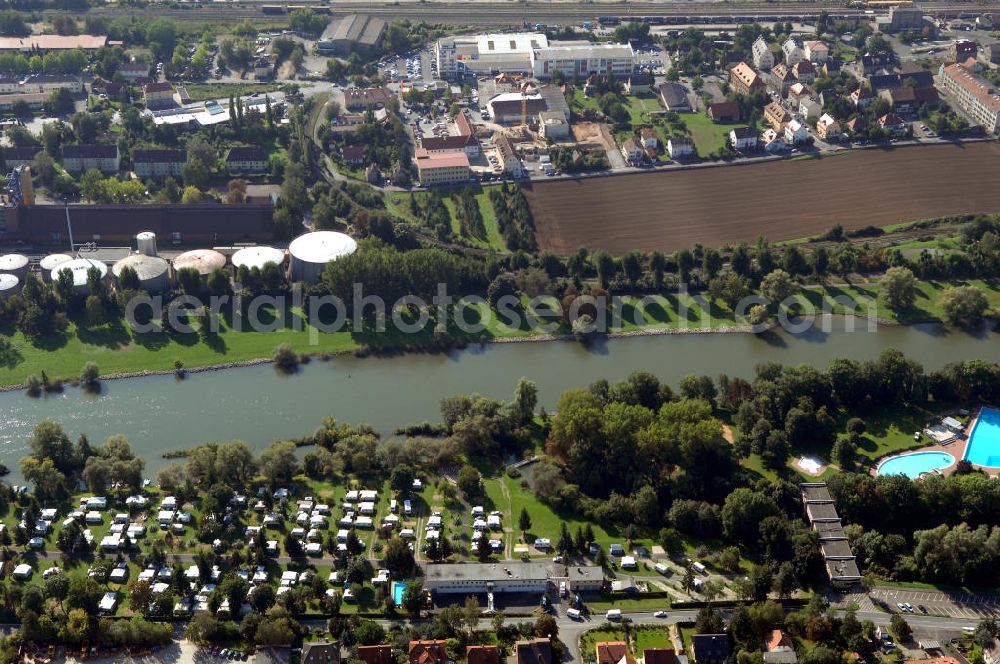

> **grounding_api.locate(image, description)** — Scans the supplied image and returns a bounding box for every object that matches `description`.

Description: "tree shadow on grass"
[76,319,132,350]
[29,328,70,352]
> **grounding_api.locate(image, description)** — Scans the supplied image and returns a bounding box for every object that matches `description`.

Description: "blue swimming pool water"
[964,408,1000,468]
[392,581,407,605]
[877,451,955,478]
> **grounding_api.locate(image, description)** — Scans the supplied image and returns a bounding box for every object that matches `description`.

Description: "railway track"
[38,0,995,25]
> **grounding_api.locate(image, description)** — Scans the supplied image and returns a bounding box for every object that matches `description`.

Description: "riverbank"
[1,276,993,389]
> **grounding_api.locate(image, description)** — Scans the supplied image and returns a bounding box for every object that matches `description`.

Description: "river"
[1,321,998,480]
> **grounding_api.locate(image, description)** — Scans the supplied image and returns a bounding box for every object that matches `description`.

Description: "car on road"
[918,605,927,613]
[653,611,667,618]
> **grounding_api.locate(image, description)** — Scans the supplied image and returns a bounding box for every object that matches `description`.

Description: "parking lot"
[872,587,1000,619]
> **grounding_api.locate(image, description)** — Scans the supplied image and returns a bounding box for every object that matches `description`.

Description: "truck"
[582,21,592,29]
[567,608,582,620]
[606,609,622,620]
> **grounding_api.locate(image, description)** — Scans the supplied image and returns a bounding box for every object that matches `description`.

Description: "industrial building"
[421,561,603,595]
[800,482,861,589]
[414,149,471,186]
[112,254,171,293]
[174,249,227,277]
[39,254,72,281]
[55,258,108,294]
[435,33,548,79]
[0,273,18,298]
[317,15,386,56]
[233,246,285,272]
[0,253,29,279]
[288,231,358,284]
[877,4,931,33]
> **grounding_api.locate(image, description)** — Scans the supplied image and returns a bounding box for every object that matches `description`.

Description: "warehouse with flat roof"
[422,561,603,594]
[317,15,386,56]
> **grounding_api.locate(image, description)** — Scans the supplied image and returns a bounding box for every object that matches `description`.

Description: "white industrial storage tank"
[232,246,285,271]
[288,231,357,284]
[53,258,108,294]
[39,253,73,282]
[136,232,158,257]
[113,254,171,293]
[173,249,227,276]
[0,253,29,279]
[0,273,19,298]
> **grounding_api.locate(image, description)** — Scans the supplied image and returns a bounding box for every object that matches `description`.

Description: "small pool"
[965,407,1000,468]
[392,581,407,605]
[877,451,955,478]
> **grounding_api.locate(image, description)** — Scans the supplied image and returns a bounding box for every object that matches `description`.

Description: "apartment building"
[939,63,1000,133]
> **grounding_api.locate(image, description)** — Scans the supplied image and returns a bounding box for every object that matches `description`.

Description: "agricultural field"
[525,143,1000,254]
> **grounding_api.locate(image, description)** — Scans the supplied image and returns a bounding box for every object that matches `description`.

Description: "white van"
[692,561,707,574]
[567,608,582,620]
[606,609,622,620]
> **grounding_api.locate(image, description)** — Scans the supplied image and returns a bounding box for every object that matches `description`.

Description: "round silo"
[0,253,29,280]
[113,254,171,293]
[0,273,19,298]
[54,258,108,294]
[136,232,158,257]
[232,246,286,272]
[173,249,227,277]
[39,254,73,282]
[288,231,357,284]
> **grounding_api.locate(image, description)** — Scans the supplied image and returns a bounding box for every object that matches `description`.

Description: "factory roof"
[533,43,633,59]
[289,231,358,263]
[423,561,552,583]
[321,14,387,46]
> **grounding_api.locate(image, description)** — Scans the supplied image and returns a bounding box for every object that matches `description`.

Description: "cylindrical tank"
[232,246,285,272]
[113,254,171,293]
[173,249,227,277]
[136,231,158,257]
[288,231,357,284]
[0,253,29,280]
[0,273,19,298]
[39,254,73,282]
[53,258,108,294]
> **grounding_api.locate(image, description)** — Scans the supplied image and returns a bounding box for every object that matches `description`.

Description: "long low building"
[938,63,1000,133]
[531,43,634,79]
[414,149,471,186]
[422,561,603,594]
[317,14,386,56]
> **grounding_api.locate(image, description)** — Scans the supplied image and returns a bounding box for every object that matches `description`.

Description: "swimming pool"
[392,581,407,605]
[964,407,1000,468]
[877,451,955,478]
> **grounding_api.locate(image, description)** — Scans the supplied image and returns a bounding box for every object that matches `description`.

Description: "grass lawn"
[680,112,734,157]
[632,626,673,653]
[580,629,626,658]
[182,82,282,102]
[386,187,507,252]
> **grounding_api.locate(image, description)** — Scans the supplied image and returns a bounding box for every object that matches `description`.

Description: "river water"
[1,321,998,480]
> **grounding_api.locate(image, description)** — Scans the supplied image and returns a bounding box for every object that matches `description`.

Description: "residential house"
[226,146,269,173]
[63,144,119,173]
[846,115,869,136]
[821,59,842,77]
[784,119,810,143]
[879,113,908,136]
[639,127,659,150]
[119,61,150,81]
[798,97,823,120]
[767,64,796,95]
[658,82,691,111]
[951,39,977,63]
[1,146,41,169]
[764,101,791,131]
[767,630,794,653]
[803,40,829,63]
[667,137,695,159]
[466,646,499,664]
[143,81,174,108]
[597,642,632,664]
[692,635,730,664]
[342,87,394,111]
[420,134,478,158]
[643,650,677,664]
[851,85,874,107]
[782,38,804,65]
[899,61,934,87]
[515,640,552,664]
[816,114,842,140]
[851,52,895,77]
[624,72,654,95]
[358,646,394,664]
[365,164,382,185]
[938,63,1000,133]
[707,100,740,122]
[763,128,786,152]
[302,642,340,664]
[730,61,765,96]
[752,36,774,70]
[414,148,471,185]
[494,134,524,178]
[729,126,758,150]
[787,82,815,103]
[133,149,186,178]
[792,61,816,84]
[342,145,366,167]
[621,139,643,164]
[409,640,448,664]
[20,73,83,94]
[868,73,901,91]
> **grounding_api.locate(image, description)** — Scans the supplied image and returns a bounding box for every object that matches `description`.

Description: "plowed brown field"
[526,142,1000,255]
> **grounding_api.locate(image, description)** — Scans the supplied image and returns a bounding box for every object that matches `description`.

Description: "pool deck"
[871,407,1000,478]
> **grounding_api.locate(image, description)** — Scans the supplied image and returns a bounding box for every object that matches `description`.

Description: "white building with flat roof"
[435,32,548,78]
[531,43,634,79]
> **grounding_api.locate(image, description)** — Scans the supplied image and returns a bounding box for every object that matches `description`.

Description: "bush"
[81,362,100,388]
[273,344,299,373]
